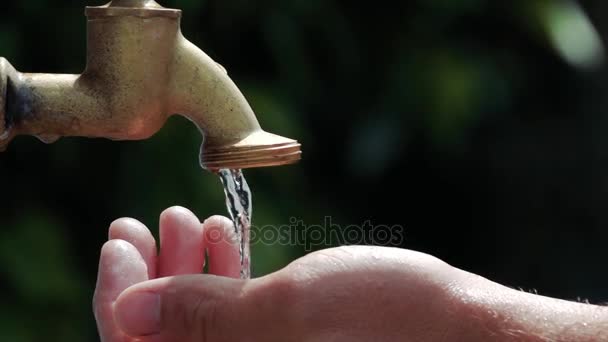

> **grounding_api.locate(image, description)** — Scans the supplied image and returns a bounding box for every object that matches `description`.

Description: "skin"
[94,206,608,342]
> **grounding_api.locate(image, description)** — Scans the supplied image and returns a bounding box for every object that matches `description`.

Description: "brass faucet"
[0,0,301,171]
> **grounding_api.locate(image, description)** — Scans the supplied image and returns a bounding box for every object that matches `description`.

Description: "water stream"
[217,169,253,279]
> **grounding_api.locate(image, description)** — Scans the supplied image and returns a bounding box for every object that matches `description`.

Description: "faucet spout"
[170,36,301,170]
[0,1,301,171]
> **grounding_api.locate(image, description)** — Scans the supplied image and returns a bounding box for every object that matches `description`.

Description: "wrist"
[448,271,608,341]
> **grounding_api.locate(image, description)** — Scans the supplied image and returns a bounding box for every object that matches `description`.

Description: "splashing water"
[218,169,253,279]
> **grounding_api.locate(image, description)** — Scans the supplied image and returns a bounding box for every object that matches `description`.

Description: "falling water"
[218,169,253,279]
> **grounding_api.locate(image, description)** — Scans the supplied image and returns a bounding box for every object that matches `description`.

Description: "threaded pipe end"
[200,131,302,171]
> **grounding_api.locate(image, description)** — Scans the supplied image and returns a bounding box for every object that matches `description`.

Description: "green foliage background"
[1,0,608,340]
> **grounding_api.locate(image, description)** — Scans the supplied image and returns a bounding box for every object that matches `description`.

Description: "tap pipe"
[0,0,301,171]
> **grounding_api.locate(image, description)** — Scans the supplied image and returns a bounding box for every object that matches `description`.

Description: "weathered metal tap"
[0,0,301,170]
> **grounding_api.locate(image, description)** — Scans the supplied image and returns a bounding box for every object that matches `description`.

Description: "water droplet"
[36,134,60,144]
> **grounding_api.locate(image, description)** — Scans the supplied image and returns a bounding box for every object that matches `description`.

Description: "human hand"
[93,206,242,341]
[94,207,608,341]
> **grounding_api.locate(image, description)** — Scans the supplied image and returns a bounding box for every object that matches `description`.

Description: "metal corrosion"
[0,0,301,170]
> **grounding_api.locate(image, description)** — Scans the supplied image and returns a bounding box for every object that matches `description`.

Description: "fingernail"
[114,291,161,336]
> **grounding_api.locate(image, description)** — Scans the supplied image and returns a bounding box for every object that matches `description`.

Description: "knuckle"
[162,285,224,341]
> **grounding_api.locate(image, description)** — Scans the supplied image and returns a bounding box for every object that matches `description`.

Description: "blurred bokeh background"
[2,0,608,340]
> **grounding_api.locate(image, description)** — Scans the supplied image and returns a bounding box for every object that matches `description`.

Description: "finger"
[94,240,149,342]
[109,218,158,278]
[114,275,293,342]
[203,216,241,278]
[158,206,206,277]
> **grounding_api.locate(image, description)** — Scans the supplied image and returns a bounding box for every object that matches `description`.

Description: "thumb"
[113,274,295,341]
